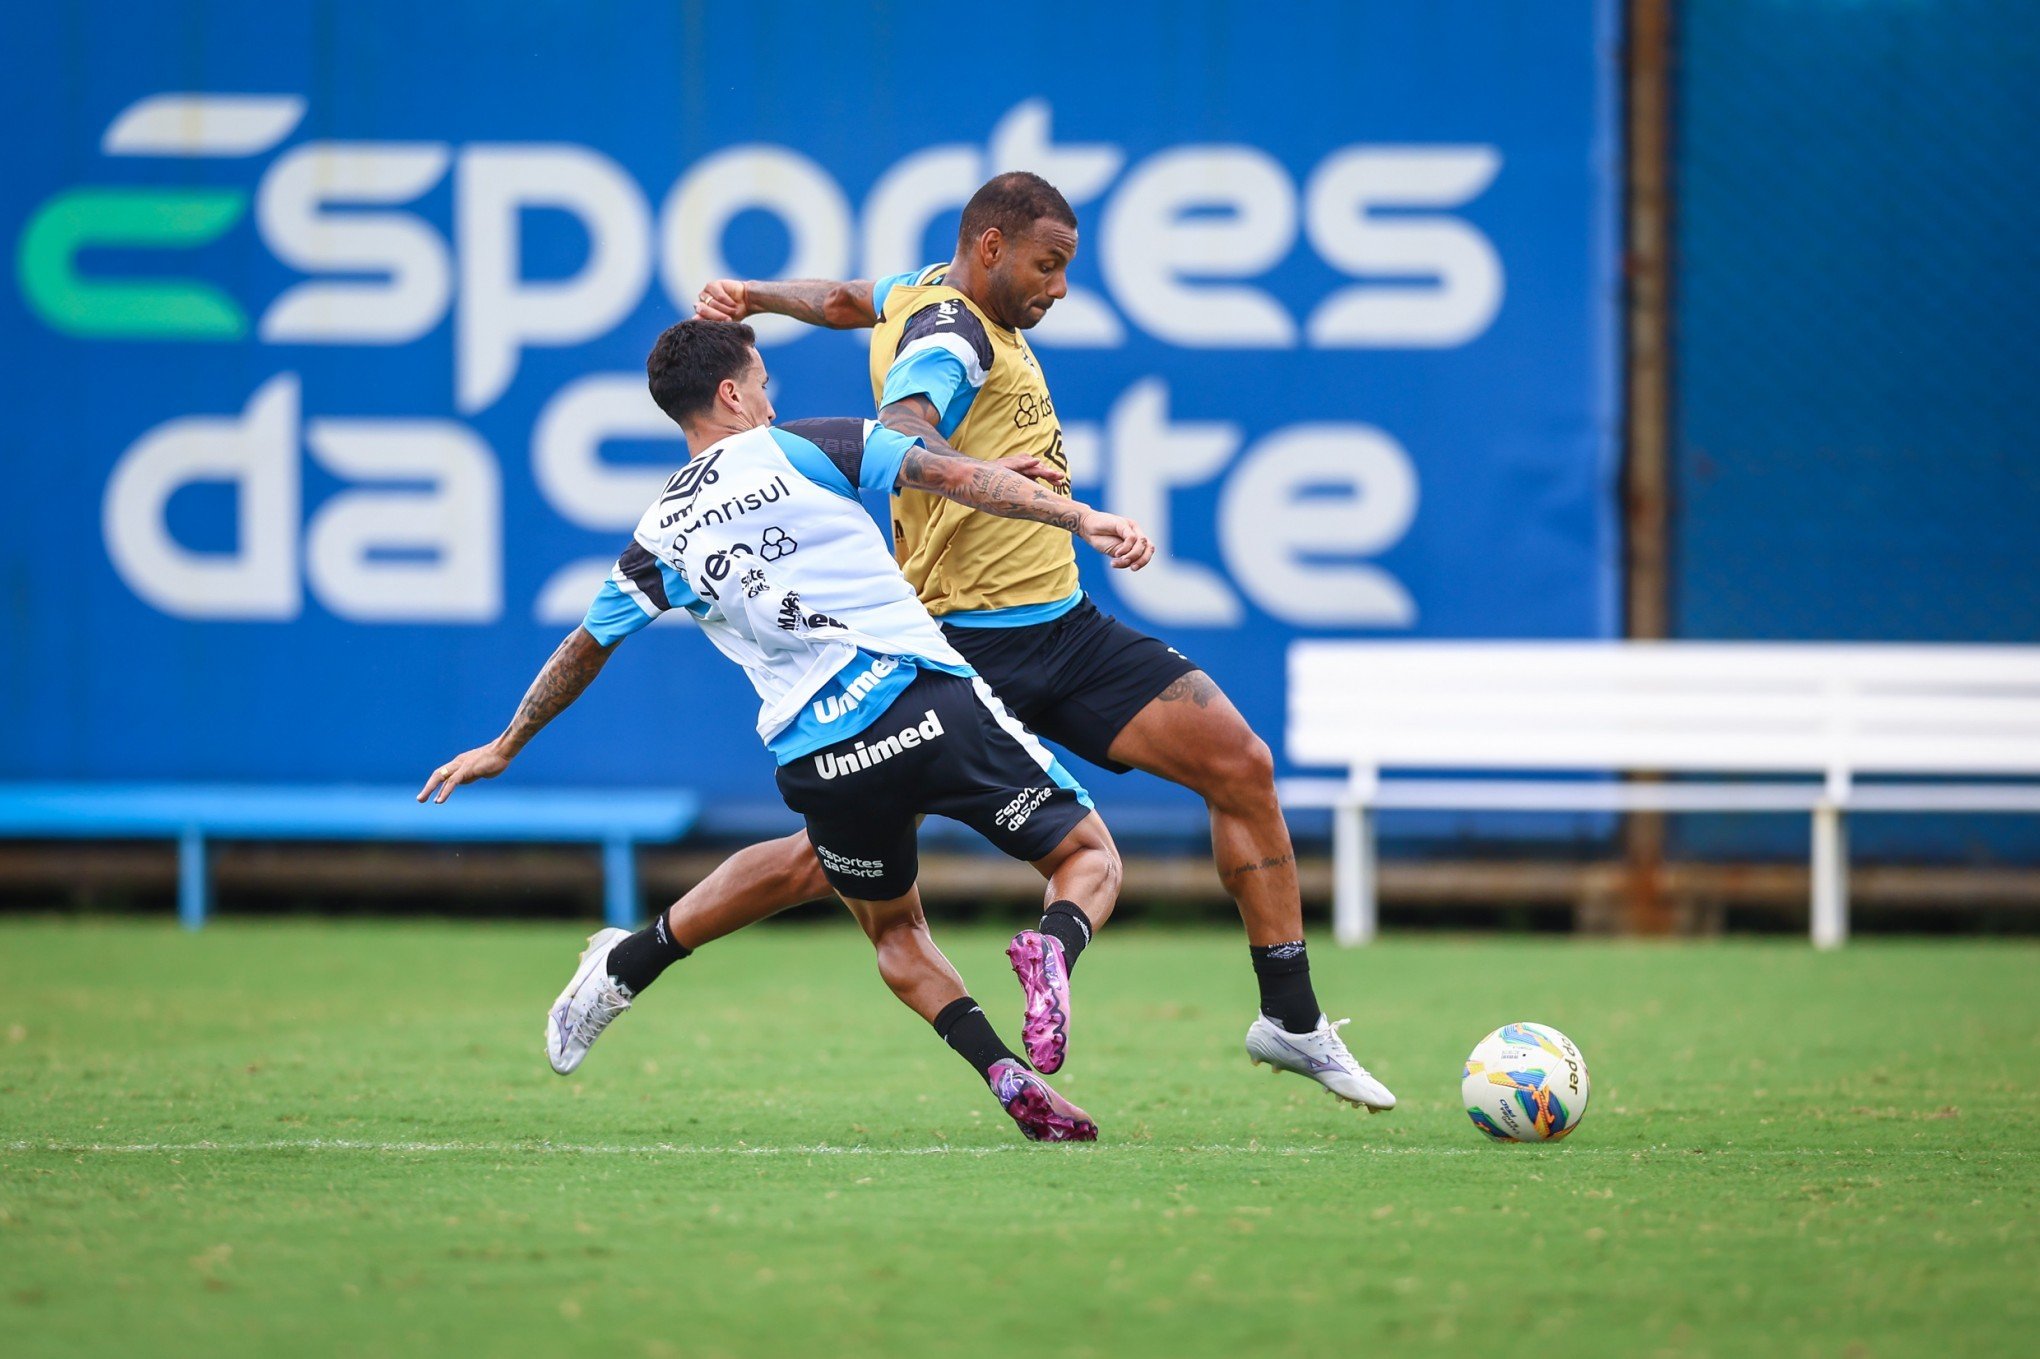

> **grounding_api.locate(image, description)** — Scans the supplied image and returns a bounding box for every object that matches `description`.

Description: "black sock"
[1038,900,1093,974]
[933,996,1024,1078]
[1250,940,1321,1034]
[604,911,692,996]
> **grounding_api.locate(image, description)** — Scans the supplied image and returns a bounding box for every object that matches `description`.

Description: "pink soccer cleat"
[987,1059,1097,1143]
[1006,930,1072,1074]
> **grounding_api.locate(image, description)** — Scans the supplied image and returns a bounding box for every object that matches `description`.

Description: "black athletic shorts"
[774,668,1095,900]
[942,596,1200,773]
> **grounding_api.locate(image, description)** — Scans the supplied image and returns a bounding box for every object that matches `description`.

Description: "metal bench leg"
[1333,803,1378,947]
[603,836,638,931]
[1811,804,1848,950]
[178,826,209,930]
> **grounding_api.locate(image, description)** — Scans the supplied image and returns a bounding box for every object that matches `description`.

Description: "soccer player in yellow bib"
[690,172,1394,1111]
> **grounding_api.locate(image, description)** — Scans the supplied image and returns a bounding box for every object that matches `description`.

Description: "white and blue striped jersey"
[581,419,974,762]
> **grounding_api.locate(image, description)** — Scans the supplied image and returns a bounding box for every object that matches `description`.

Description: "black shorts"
[774,669,1095,900]
[942,596,1199,773]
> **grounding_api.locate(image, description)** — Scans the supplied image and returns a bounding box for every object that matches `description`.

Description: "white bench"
[1278,643,2040,948]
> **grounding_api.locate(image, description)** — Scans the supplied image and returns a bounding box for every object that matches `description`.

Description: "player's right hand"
[1079,511,1154,571]
[693,279,749,322]
[991,453,1069,490]
[417,743,512,804]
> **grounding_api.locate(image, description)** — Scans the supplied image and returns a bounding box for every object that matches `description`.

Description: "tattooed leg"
[1106,671,1305,946]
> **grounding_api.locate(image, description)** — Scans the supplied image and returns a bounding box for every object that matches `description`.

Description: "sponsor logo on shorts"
[815,846,885,879]
[994,785,1054,831]
[813,708,944,780]
[812,655,900,724]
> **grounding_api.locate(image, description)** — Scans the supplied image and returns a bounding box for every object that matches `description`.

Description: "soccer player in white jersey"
[419,319,1153,1142]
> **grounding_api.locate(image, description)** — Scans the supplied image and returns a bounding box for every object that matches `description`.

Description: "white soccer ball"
[1461,1022,1590,1142]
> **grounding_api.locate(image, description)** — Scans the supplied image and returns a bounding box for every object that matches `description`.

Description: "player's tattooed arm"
[693,278,876,329]
[417,627,617,804]
[881,394,1066,488]
[888,396,1079,528]
[886,397,1155,571]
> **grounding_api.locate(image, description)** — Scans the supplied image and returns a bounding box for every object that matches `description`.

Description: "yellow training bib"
[870,267,1076,620]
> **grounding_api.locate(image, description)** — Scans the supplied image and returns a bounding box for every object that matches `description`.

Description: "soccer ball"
[1461,1022,1590,1142]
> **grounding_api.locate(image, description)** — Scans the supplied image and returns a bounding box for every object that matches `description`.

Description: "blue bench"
[0,783,700,930]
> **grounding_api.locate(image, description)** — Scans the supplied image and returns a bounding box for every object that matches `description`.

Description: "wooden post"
[1620,0,1678,934]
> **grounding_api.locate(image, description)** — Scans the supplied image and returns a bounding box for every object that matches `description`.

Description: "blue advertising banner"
[0,1,1619,834]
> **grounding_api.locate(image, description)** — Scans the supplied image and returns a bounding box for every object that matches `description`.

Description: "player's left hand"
[1078,511,1154,571]
[693,279,749,322]
[991,454,1068,489]
[417,743,512,804]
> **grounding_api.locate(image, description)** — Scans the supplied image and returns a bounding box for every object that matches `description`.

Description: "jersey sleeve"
[872,262,948,321]
[581,541,694,645]
[770,422,859,498]
[871,270,916,322]
[774,418,924,496]
[879,298,993,429]
[857,423,923,493]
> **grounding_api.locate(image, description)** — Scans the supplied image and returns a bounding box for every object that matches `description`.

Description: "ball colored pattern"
[1462,1023,1590,1142]
[1488,1066,1572,1139]
[1499,1022,1563,1056]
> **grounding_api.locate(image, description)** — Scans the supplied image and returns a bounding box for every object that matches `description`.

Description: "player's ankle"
[1038,900,1093,973]
[934,996,1024,1077]
[604,912,692,995]
[1250,940,1320,1032]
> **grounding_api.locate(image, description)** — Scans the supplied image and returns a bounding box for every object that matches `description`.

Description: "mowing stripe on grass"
[6,1138,2021,1159]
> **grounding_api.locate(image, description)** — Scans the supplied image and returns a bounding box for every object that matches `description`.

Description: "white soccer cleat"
[545,927,634,1075]
[1245,1013,1397,1112]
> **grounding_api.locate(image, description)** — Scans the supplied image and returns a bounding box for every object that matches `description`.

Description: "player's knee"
[1060,816,1122,890]
[1191,730,1278,806]
[1065,827,1122,908]
[1091,839,1124,899]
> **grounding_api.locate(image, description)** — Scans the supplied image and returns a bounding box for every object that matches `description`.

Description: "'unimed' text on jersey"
[580,419,972,752]
[871,264,1079,626]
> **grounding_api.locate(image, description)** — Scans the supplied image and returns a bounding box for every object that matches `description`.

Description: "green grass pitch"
[2,919,2036,1358]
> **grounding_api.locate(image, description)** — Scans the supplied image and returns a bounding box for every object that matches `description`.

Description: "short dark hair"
[957,171,1076,249]
[646,319,758,423]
